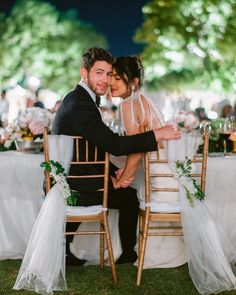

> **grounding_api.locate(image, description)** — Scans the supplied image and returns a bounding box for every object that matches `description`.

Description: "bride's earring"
[131,85,135,96]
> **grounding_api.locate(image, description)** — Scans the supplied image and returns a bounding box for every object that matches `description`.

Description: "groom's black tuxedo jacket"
[52,84,157,192]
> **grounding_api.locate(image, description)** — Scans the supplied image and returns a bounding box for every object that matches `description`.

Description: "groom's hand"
[153,125,181,141]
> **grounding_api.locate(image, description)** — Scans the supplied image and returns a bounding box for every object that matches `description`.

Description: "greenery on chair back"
[41,160,77,206]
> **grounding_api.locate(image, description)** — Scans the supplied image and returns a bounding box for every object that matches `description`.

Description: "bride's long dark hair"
[113,56,144,90]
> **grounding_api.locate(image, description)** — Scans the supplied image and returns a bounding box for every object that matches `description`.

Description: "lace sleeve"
[119,91,165,135]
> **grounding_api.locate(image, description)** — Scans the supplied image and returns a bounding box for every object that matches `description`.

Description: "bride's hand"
[119,176,134,188]
[153,125,181,141]
[115,168,124,179]
[111,176,121,189]
[111,175,134,189]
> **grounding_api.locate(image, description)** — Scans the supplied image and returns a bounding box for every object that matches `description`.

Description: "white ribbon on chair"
[13,135,73,295]
[168,132,236,295]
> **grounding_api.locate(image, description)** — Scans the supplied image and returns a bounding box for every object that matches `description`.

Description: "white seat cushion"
[139,201,180,213]
[66,205,103,216]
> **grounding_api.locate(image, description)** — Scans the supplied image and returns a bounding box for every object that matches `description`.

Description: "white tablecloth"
[205,155,236,244]
[0,151,44,260]
[1,152,236,265]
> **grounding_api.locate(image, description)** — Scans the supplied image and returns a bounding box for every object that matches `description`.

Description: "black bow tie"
[95,96,101,107]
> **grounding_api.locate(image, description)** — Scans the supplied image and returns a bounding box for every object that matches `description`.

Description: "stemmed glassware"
[219,119,232,156]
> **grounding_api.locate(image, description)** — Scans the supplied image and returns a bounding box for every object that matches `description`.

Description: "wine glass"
[219,119,232,156]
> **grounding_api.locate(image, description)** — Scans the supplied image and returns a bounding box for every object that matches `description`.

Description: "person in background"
[50,100,62,114]
[221,104,234,118]
[26,97,44,109]
[195,106,209,122]
[0,90,9,127]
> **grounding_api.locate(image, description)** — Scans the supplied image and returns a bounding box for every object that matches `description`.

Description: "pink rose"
[28,120,44,135]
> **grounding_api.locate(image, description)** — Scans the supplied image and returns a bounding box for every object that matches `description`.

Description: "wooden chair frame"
[43,127,117,284]
[137,128,209,285]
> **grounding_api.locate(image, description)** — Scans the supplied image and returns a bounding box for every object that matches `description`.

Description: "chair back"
[137,127,209,285]
[43,127,117,284]
[144,127,209,210]
[43,127,110,209]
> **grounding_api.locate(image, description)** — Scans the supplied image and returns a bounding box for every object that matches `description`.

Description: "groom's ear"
[80,67,88,81]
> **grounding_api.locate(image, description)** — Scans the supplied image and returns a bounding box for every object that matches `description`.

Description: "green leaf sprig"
[41,160,77,206]
[175,157,205,207]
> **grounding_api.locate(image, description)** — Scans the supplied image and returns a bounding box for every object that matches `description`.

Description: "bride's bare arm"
[112,93,178,189]
[112,152,142,189]
[112,95,149,189]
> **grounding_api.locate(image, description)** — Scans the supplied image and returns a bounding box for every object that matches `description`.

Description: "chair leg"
[103,212,117,284]
[138,212,143,257]
[100,222,104,270]
[137,210,150,286]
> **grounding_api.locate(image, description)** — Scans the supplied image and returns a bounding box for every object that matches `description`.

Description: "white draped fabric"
[71,209,122,264]
[168,133,236,295]
[0,151,44,259]
[13,135,73,295]
[205,156,236,244]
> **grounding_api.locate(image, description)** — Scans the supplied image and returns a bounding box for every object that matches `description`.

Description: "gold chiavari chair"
[137,127,209,285]
[43,127,117,284]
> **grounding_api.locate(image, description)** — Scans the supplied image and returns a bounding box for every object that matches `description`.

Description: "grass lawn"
[1,260,236,295]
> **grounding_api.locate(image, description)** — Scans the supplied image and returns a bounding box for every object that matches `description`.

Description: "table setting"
[0,106,53,153]
[1,110,236,267]
[203,116,236,157]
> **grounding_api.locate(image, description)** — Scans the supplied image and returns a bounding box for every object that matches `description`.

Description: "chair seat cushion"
[66,205,103,216]
[139,201,180,213]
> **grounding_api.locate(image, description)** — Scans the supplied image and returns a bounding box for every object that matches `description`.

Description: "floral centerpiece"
[168,111,199,132]
[1,107,53,151]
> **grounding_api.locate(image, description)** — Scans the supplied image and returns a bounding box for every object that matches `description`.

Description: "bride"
[73,55,236,294]
[110,56,236,294]
[109,56,187,269]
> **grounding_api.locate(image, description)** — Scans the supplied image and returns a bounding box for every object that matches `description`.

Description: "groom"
[52,47,180,265]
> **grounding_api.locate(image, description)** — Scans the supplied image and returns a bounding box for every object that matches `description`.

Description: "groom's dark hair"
[82,47,114,71]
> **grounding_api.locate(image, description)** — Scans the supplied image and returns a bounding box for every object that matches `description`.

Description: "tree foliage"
[135,0,236,91]
[0,0,107,94]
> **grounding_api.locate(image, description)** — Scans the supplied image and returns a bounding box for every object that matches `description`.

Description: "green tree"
[0,0,107,94]
[135,0,236,91]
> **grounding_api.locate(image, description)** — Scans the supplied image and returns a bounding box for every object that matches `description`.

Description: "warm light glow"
[27,76,40,88]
